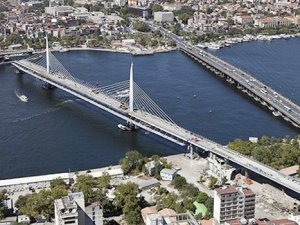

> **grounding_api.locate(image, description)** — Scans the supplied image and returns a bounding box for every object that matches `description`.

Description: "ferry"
[19,95,28,102]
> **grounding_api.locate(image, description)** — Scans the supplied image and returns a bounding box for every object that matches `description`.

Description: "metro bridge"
[148,22,300,129]
[12,38,300,196]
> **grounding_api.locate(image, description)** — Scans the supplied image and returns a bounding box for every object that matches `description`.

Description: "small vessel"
[19,95,28,102]
[272,111,281,117]
[209,110,212,113]
[118,124,131,131]
[59,48,69,53]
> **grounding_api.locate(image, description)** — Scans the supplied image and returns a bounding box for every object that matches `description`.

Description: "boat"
[59,48,69,53]
[272,111,281,117]
[118,124,131,131]
[19,95,28,102]
[207,43,221,50]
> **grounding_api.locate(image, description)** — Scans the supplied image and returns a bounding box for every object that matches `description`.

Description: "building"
[154,11,174,22]
[85,203,103,225]
[214,185,255,225]
[160,168,177,181]
[225,219,299,225]
[54,192,85,225]
[279,165,299,176]
[141,207,200,225]
[114,0,127,6]
[128,6,151,18]
[235,15,254,25]
[54,192,103,225]
[207,154,235,183]
[255,16,291,28]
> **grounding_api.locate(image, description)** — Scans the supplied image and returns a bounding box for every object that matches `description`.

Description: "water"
[0,38,299,179]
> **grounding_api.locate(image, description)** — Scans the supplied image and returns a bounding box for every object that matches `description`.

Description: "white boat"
[207,43,221,50]
[19,95,28,102]
[59,48,69,53]
[272,111,281,117]
[118,124,131,131]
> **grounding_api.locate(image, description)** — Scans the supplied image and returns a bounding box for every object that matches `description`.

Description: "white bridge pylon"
[22,49,182,132]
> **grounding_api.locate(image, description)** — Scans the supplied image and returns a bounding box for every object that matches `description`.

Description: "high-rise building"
[54,192,103,225]
[214,185,256,225]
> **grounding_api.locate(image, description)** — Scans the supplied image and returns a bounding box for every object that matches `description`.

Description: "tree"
[114,182,139,208]
[50,178,68,189]
[156,193,178,211]
[133,22,150,32]
[0,192,6,219]
[119,150,144,174]
[173,176,187,189]
[208,176,218,189]
[151,4,163,12]
[73,175,98,205]
[123,197,142,225]
[196,192,209,204]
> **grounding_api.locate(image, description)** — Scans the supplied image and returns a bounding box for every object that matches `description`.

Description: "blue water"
[0,38,299,179]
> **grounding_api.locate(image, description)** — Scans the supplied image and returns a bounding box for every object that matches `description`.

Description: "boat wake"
[13,99,74,123]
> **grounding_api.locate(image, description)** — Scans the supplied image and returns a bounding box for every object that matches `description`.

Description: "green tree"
[114,182,139,208]
[151,4,163,12]
[50,178,68,189]
[195,192,209,204]
[208,176,218,189]
[0,192,6,219]
[73,175,98,205]
[123,197,142,225]
[133,22,150,32]
[173,176,187,189]
[119,150,144,174]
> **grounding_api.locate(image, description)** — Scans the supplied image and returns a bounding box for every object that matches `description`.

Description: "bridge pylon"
[129,62,134,112]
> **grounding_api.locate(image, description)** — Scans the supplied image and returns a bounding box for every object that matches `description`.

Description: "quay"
[0,165,123,193]
[147,22,300,129]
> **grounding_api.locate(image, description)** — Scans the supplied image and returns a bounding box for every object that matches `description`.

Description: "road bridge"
[12,37,300,196]
[148,22,300,129]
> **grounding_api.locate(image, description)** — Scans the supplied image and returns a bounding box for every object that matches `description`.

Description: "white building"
[160,168,177,181]
[114,0,127,6]
[214,185,256,225]
[54,192,103,225]
[154,11,174,22]
[0,172,70,192]
[17,215,30,224]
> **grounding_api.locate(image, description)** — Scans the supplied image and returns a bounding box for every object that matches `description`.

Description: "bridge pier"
[42,82,55,90]
[187,144,196,159]
[15,69,24,74]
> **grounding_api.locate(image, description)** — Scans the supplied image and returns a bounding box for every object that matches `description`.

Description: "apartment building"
[54,192,103,225]
[214,185,256,225]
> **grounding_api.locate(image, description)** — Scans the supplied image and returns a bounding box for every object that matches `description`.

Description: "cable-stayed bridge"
[12,39,300,196]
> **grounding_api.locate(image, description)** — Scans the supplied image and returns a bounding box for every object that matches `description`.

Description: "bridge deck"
[153,23,300,128]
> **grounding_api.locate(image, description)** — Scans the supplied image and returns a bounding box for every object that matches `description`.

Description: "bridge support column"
[187,144,194,159]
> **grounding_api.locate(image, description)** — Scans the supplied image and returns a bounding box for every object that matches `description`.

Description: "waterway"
[0,38,299,179]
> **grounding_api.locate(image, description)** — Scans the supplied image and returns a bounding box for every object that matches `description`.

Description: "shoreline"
[65,46,178,55]
[201,33,300,50]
